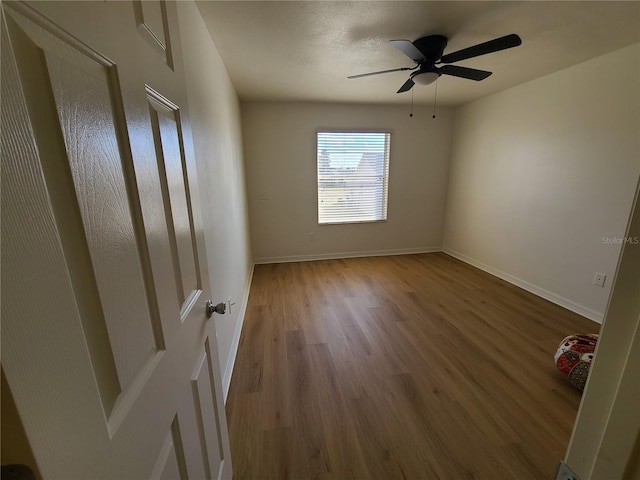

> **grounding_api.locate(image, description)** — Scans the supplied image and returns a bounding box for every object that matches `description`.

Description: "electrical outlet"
[555,461,580,480]
[259,191,269,200]
[593,272,606,287]
[308,231,315,242]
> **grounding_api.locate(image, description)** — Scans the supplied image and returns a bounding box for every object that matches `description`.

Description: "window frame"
[316,129,391,226]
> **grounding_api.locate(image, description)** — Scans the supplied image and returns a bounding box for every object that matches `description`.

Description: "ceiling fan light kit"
[412,70,440,86]
[348,33,522,94]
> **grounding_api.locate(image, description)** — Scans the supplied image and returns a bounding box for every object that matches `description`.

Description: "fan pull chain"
[432,79,438,119]
[409,89,414,118]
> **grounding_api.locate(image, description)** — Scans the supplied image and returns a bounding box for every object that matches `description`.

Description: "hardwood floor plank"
[259,297,292,431]
[325,304,373,358]
[225,391,261,480]
[259,427,296,479]
[300,304,332,345]
[285,330,332,478]
[307,343,372,479]
[226,253,600,479]
[345,394,418,480]
[228,305,265,395]
[384,372,479,479]
[351,302,414,375]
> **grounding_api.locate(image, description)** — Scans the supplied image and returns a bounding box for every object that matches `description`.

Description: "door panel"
[44,27,166,392]
[147,88,201,316]
[1,12,118,475]
[5,0,166,424]
[3,9,125,416]
[150,417,189,480]
[133,0,173,68]
[191,339,227,480]
[1,1,232,478]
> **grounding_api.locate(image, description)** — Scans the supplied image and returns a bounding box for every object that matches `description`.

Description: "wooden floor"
[225,253,597,479]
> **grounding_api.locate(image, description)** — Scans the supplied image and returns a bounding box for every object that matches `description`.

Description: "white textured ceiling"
[196,1,640,107]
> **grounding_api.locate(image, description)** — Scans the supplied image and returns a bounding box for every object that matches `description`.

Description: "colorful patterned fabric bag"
[555,334,598,391]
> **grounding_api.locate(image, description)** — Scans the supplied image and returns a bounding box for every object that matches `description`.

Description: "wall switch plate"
[556,461,581,480]
[227,297,236,315]
[593,272,606,287]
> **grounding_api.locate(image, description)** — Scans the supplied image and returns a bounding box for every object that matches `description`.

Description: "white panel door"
[1,1,231,478]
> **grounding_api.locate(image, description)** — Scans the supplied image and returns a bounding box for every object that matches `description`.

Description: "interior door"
[1,1,231,478]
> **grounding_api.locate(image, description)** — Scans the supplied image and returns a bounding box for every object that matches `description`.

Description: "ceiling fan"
[348,34,522,93]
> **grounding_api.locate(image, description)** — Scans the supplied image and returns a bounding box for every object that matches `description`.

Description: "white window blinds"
[317,132,390,225]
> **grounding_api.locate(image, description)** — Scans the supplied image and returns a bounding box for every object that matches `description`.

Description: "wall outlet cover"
[556,461,581,480]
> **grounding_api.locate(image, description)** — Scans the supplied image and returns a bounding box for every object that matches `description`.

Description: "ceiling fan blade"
[390,39,425,61]
[397,78,415,93]
[347,67,413,79]
[441,65,492,81]
[440,34,522,64]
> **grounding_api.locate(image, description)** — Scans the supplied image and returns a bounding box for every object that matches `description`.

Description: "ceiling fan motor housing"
[409,35,448,84]
[412,35,448,62]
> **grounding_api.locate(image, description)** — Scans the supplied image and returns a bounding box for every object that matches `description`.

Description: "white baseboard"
[222,263,255,402]
[443,248,603,324]
[253,246,442,265]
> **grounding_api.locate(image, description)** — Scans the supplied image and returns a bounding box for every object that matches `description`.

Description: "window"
[317,131,390,225]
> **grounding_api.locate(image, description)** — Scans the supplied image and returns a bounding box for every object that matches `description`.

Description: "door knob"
[206,300,226,318]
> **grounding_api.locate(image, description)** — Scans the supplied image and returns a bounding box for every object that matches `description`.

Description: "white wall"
[176,2,253,397]
[242,102,454,263]
[443,44,640,322]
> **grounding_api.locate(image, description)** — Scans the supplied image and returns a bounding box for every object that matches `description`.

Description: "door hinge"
[556,461,581,480]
